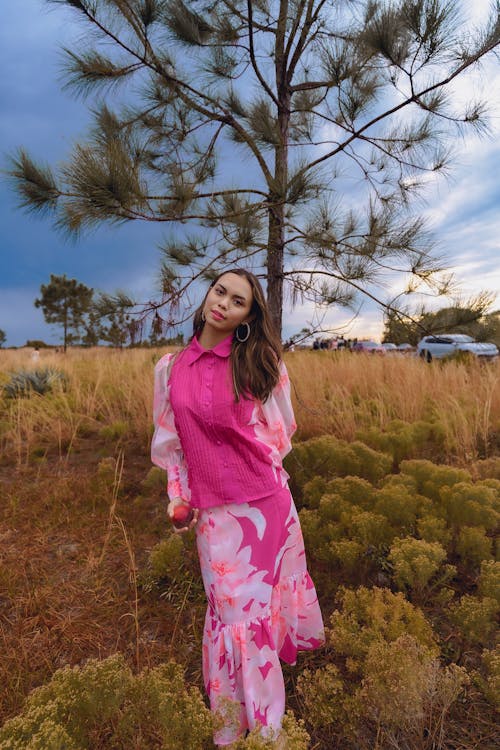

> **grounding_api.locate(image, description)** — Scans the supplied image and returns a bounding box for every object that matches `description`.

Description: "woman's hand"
[167,497,199,534]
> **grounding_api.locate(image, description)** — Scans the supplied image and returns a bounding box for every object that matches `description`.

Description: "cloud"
[1,0,499,349]
[0,288,48,347]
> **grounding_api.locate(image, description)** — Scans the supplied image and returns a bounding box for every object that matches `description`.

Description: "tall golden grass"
[1,347,498,465]
[0,347,498,746]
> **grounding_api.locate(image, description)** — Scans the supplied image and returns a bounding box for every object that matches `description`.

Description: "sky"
[1,0,499,348]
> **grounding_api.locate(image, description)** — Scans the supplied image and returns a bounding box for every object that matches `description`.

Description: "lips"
[211,309,226,321]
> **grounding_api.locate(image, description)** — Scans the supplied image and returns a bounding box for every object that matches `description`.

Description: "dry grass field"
[0,347,498,749]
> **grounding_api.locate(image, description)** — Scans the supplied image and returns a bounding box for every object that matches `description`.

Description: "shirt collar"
[184,332,233,365]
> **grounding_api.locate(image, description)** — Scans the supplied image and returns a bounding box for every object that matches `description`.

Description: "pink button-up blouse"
[151,333,297,508]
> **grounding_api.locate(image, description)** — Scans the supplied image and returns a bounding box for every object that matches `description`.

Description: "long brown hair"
[192,269,282,401]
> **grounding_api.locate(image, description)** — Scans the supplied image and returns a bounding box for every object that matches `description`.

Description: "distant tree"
[382,294,498,345]
[25,339,50,348]
[148,331,184,348]
[486,311,500,347]
[0,329,6,348]
[92,292,139,347]
[35,274,94,352]
[7,1,500,337]
[81,308,101,347]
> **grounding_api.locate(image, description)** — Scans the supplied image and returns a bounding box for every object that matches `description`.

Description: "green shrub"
[296,663,346,729]
[329,587,438,675]
[399,460,471,502]
[357,419,447,467]
[381,472,419,493]
[3,368,68,398]
[225,711,310,749]
[141,534,186,587]
[448,595,498,646]
[297,634,468,750]
[440,482,499,531]
[343,508,395,548]
[456,526,493,567]
[299,493,396,588]
[373,484,419,532]
[326,540,365,574]
[388,537,448,592]
[477,560,500,603]
[285,436,391,502]
[0,654,213,750]
[478,647,500,710]
[319,476,376,510]
[98,420,129,442]
[357,635,469,744]
[417,516,452,546]
[140,466,166,492]
[300,476,329,509]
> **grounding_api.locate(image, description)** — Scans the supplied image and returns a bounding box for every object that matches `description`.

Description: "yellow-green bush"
[356,635,469,747]
[417,515,452,546]
[388,537,448,592]
[296,663,347,729]
[356,419,447,467]
[98,420,129,442]
[328,587,438,675]
[139,533,197,595]
[456,526,493,567]
[478,647,500,710]
[285,436,391,503]
[448,595,498,646]
[399,460,471,502]
[440,482,499,531]
[140,466,166,492]
[373,483,420,532]
[0,654,213,750]
[477,560,500,603]
[225,712,310,749]
[297,634,468,750]
[303,475,376,511]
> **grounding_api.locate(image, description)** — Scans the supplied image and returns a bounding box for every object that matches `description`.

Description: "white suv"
[417,334,499,362]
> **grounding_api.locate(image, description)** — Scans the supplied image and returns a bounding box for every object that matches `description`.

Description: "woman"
[151,269,324,747]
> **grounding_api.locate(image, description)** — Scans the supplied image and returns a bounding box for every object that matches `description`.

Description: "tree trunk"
[267,205,285,337]
[63,300,68,353]
[267,60,290,339]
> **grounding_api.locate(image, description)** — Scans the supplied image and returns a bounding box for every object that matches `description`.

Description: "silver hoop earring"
[201,310,206,322]
[235,322,250,343]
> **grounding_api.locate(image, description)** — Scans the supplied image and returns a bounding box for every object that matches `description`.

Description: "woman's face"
[203,272,254,336]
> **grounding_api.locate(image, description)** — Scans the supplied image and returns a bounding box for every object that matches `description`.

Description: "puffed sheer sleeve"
[151,353,191,503]
[259,360,297,460]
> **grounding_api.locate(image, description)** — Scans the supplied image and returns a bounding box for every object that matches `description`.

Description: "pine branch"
[246,0,278,104]
[301,36,500,179]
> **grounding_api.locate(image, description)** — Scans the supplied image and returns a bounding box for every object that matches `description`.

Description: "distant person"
[313,338,320,350]
[31,347,40,362]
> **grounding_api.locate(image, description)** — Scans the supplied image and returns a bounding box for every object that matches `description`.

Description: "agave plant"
[3,368,68,398]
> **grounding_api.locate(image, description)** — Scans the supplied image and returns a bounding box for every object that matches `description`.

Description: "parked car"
[352,340,385,354]
[417,334,499,362]
[381,342,399,353]
[397,343,414,353]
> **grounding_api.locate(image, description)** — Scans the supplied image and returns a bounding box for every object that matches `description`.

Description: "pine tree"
[34,274,94,351]
[9,0,500,336]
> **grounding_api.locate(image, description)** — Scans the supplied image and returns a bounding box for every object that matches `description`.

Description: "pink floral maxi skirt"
[195,487,325,745]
